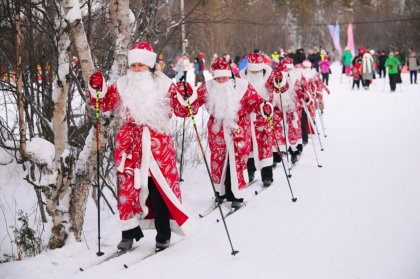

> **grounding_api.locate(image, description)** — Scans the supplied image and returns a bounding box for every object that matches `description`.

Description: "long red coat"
[240,67,275,169]
[89,72,193,235]
[190,78,265,199]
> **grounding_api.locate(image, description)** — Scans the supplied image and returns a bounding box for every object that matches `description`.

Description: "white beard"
[246,72,270,101]
[205,79,240,130]
[119,70,172,134]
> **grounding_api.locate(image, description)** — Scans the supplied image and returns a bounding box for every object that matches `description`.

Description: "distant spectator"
[293,48,306,65]
[182,53,191,81]
[377,51,387,78]
[175,56,185,82]
[193,57,204,86]
[385,51,401,92]
[318,55,332,85]
[342,47,353,76]
[351,58,363,90]
[362,49,375,89]
[407,49,419,84]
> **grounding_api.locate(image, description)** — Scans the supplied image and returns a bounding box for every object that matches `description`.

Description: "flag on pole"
[328,21,342,57]
[347,23,355,56]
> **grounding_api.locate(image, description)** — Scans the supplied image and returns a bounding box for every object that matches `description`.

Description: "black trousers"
[378,67,386,78]
[217,160,243,202]
[148,177,171,244]
[410,70,417,84]
[247,158,273,183]
[389,73,398,91]
[301,108,308,144]
[352,79,360,89]
[321,73,329,85]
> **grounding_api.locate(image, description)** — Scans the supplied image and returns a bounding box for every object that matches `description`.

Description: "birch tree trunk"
[46,19,73,248]
[109,0,132,82]
[59,0,99,242]
[15,2,26,162]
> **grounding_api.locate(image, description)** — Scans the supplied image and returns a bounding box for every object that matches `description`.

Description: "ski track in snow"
[1,63,420,279]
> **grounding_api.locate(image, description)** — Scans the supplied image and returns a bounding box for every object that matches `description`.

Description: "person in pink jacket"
[318,55,332,85]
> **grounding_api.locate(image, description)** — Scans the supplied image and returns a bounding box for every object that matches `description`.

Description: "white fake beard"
[120,70,172,134]
[247,72,270,100]
[205,79,240,130]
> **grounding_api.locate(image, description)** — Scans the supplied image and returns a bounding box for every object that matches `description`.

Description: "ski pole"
[179,118,186,182]
[94,89,104,257]
[267,114,297,202]
[277,81,289,162]
[184,95,239,256]
[301,102,323,168]
[303,102,324,151]
[317,108,327,138]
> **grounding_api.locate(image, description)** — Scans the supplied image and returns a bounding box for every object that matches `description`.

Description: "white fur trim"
[116,152,127,173]
[302,61,312,68]
[128,49,157,68]
[134,168,141,189]
[213,69,231,78]
[286,64,294,70]
[176,88,198,107]
[120,217,140,231]
[140,127,152,190]
[247,63,265,71]
[88,76,107,98]
[139,218,195,236]
[224,126,245,199]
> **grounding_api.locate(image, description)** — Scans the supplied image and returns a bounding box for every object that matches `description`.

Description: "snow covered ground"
[1,63,420,278]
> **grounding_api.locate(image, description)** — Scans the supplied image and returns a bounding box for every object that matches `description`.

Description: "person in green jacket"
[385,52,401,92]
[342,47,353,76]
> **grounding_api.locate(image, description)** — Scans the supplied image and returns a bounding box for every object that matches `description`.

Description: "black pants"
[301,108,308,144]
[273,152,282,163]
[410,70,417,84]
[378,67,386,78]
[247,158,273,183]
[148,177,171,244]
[352,79,360,89]
[389,73,398,91]
[218,160,243,202]
[321,73,329,85]
[363,79,370,88]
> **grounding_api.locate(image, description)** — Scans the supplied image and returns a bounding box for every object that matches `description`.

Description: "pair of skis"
[198,179,258,218]
[79,243,169,272]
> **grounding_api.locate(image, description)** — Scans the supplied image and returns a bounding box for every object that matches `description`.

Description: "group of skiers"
[87,41,330,254]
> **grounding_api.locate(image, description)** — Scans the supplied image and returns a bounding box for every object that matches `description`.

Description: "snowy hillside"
[1,64,420,279]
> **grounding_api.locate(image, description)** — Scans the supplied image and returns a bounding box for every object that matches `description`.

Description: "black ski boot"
[117,239,133,252]
[155,239,170,253]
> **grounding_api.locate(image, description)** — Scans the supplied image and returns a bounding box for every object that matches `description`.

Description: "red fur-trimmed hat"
[211,57,231,78]
[128,41,157,68]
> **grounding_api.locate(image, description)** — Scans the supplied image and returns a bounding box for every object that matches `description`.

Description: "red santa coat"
[89,72,193,235]
[240,67,275,169]
[302,68,321,134]
[265,72,289,150]
[314,72,329,111]
[190,78,266,198]
[281,69,310,151]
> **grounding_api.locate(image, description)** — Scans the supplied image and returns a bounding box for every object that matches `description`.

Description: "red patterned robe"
[240,67,275,169]
[89,72,193,236]
[190,78,266,199]
[280,69,310,151]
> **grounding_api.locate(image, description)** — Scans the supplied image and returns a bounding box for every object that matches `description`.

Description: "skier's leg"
[148,177,171,247]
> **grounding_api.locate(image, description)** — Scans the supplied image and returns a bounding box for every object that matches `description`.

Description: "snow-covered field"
[1,64,420,278]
